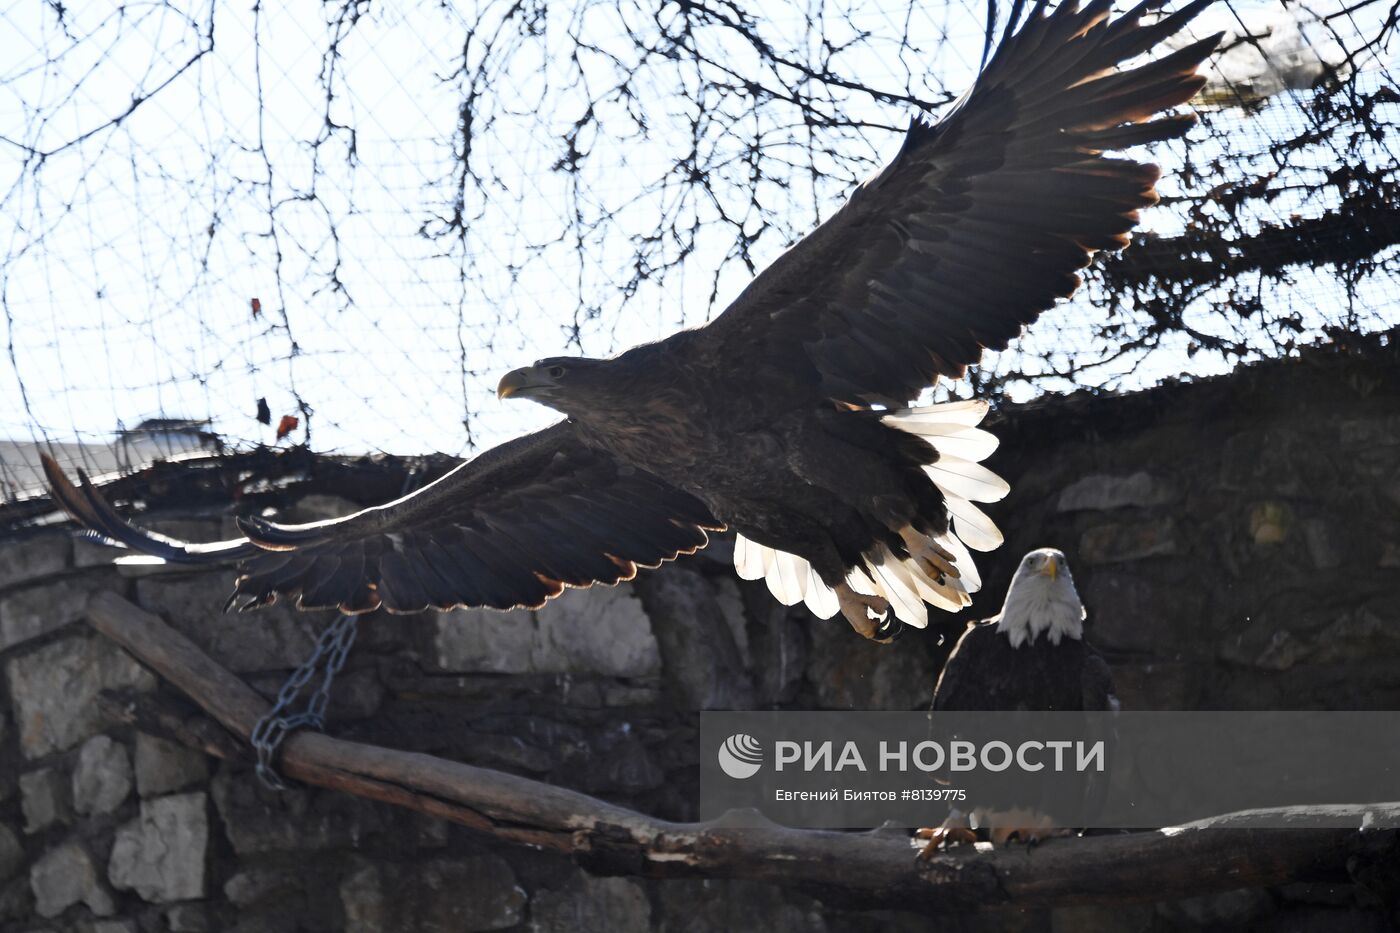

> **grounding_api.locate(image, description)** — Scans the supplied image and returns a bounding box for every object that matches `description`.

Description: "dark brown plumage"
[919,549,1117,850]
[43,0,1221,637]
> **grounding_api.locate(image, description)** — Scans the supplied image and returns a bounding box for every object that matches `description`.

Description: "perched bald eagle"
[916,548,1117,854]
[43,1,1219,643]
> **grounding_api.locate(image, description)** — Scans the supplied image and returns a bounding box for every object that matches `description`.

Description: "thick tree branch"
[84,590,1398,914]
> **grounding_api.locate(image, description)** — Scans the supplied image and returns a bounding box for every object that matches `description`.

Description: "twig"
[84,590,1398,914]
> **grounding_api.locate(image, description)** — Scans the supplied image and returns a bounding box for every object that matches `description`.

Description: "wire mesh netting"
[2,0,1397,503]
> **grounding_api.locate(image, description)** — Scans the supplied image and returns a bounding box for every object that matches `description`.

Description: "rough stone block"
[163,903,211,932]
[339,864,387,933]
[1303,519,1343,569]
[73,536,116,569]
[1384,478,1400,512]
[635,565,753,709]
[72,735,133,816]
[108,792,208,902]
[1107,661,1198,711]
[1219,429,1306,494]
[1157,887,1272,926]
[211,766,407,855]
[1249,501,1293,547]
[340,857,525,933]
[0,712,11,803]
[19,768,71,834]
[6,635,155,759]
[0,823,21,882]
[1221,626,1312,672]
[0,572,115,652]
[1078,517,1180,565]
[433,584,664,678]
[0,876,31,924]
[433,607,536,674]
[805,616,936,711]
[712,576,751,666]
[134,733,209,798]
[652,878,824,932]
[571,728,665,795]
[532,584,661,678]
[529,874,651,933]
[135,573,322,672]
[1311,606,1400,664]
[1052,904,1158,933]
[223,869,299,908]
[0,534,70,591]
[1082,572,1200,654]
[744,589,808,706]
[92,921,138,933]
[1339,416,1400,476]
[30,841,114,918]
[1056,472,1176,512]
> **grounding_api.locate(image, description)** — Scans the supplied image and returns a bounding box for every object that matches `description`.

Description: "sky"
[1,0,1396,496]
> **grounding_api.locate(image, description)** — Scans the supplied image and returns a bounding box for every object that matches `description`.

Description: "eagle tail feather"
[733,396,1004,628]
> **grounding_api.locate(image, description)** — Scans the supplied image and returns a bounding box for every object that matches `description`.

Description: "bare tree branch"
[83,590,1400,915]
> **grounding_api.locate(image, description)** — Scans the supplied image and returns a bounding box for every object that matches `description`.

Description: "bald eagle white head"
[921,545,1115,854]
[994,548,1086,649]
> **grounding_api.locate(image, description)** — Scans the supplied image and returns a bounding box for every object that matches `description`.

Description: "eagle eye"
[548,365,566,378]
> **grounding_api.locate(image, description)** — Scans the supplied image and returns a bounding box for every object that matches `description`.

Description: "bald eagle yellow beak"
[1040,560,1058,581]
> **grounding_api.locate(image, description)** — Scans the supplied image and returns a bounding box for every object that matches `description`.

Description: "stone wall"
[1,340,1398,932]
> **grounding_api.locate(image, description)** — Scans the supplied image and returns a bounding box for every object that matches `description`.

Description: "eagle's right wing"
[42,421,722,614]
[695,0,1220,407]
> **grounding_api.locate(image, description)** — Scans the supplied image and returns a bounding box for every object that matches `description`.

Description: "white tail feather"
[846,564,881,598]
[936,532,982,593]
[888,399,989,426]
[889,423,1000,462]
[903,554,970,612]
[766,549,808,606]
[943,492,1004,552]
[732,396,1008,628]
[734,534,765,581]
[735,534,839,616]
[868,546,929,628]
[804,567,840,619]
[923,455,1011,503]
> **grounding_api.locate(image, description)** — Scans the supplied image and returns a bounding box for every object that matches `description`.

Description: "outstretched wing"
[42,421,722,614]
[697,0,1220,406]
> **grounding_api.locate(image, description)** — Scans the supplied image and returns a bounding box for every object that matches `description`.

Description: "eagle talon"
[875,614,906,643]
[835,585,897,642]
[914,824,978,859]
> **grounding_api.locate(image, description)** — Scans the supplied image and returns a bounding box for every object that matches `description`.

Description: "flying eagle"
[42,1,1219,643]
[916,548,1117,854]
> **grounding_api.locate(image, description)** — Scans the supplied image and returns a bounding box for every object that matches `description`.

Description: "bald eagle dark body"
[933,550,1116,714]
[44,0,1220,643]
[918,549,1117,851]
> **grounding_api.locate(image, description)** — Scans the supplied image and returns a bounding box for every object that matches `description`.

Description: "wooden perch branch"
[85,590,1397,914]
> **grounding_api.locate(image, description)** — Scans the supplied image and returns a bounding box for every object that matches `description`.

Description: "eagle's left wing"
[41,421,722,615]
[695,0,1220,406]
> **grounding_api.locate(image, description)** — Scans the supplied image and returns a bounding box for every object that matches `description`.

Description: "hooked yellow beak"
[1041,560,1058,581]
[497,369,529,400]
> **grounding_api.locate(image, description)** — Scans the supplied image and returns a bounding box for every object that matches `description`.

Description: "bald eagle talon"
[914,824,978,859]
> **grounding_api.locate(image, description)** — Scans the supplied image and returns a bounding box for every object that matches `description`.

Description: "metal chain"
[251,612,360,790]
[250,468,420,789]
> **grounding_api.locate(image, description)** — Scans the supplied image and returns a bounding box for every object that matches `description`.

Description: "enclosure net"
[2,0,1396,503]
